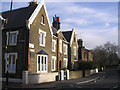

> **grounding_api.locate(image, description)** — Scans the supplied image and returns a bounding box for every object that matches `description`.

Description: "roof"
[62,31,72,42]
[36,49,48,55]
[2,4,38,29]
[51,26,57,36]
[73,56,77,60]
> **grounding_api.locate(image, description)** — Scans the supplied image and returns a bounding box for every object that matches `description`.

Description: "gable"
[27,0,53,36]
[57,30,67,41]
[70,28,78,47]
[62,31,72,42]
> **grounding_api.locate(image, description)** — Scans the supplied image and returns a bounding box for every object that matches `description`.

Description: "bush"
[76,61,99,70]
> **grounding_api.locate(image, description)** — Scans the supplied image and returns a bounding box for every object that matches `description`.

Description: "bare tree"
[92,41,119,67]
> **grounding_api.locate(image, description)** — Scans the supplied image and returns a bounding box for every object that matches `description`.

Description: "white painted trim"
[59,39,62,53]
[63,44,67,55]
[57,29,67,41]
[37,55,48,73]
[9,31,19,46]
[52,39,56,52]
[39,29,46,47]
[5,53,18,73]
[63,58,68,68]
[0,15,5,21]
[27,0,53,36]
[53,35,58,38]
[70,28,78,48]
[62,39,69,44]
[30,49,35,52]
[1,78,22,83]
[40,22,45,26]
[29,43,34,48]
[74,46,76,56]
[52,56,56,71]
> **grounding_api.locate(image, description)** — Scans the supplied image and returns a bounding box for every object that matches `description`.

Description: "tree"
[92,41,119,67]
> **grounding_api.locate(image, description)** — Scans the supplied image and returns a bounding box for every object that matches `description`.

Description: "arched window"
[42,15,44,24]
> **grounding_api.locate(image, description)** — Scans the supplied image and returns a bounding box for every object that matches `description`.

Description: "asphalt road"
[54,67,120,90]
[2,67,120,90]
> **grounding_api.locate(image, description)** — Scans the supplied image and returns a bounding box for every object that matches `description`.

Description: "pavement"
[2,71,104,89]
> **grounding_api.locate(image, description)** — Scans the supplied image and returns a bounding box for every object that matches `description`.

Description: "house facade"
[52,15,68,70]
[1,0,93,83]
[78,39,93,61]
[2,0,69,81]
[62,28,78,70]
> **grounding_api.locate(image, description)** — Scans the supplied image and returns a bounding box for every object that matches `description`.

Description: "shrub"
[76,60,99,70]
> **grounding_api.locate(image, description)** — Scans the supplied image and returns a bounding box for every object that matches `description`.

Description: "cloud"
[75,27,118,49]
[105,23,110,27]
[46,2,117,49]
[63,18,89,25]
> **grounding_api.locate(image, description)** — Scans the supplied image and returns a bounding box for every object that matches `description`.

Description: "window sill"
[37,71,47,73]
[40,22,45,26]
[52,50,56,53]
[39,44,45,47]
[64,53,67,55]
[9,44,17,46]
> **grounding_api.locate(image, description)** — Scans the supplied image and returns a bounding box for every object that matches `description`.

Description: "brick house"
[2,0,68,82]
[62,28,78,70]
[78,39,93,61]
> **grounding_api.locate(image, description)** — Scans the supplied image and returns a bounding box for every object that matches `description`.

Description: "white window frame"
[74,46,76,56]
[59,39,62,53]
[52,39,56,52]
[37,55,48,73]
[39,29,46,47]
[5,53,17,73]
[63,44,67,55]
[6,31,19,46]
[63,58,68,68]
[52,56,56,71]
[41,15,45,26]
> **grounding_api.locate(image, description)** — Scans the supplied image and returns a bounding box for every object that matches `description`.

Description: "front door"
[59,60,62,69]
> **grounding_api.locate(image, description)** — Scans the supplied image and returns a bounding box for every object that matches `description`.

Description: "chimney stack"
[52,15,61,30]
[29,0,37,6]
[78,39,83,47]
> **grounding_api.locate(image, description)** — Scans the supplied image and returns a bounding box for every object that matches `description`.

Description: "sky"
[1,1,118,49]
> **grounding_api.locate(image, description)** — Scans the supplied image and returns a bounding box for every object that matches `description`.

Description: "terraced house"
[1,0,69,83]
[1,0,90,84]
[78,39,93,61]
[62,28,78,70]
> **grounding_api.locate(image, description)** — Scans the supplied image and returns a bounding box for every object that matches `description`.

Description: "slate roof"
[73,56,77,60]
[62,31,72,42]
[2,4,38,29]
[51,26,57,36]
[36,49,48,55]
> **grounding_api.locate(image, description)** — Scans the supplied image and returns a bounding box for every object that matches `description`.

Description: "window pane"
[40,33,44,45]
[52,59,54,70]
[13,34,16,44]
[13,55,15,64]
[41,56,43,71]
[38,56,40,71]
[45,57,46,70]
[9,34,12,44]
[42,15,44,23]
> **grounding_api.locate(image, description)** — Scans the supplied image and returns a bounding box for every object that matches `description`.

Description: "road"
[2,67,120,90]
[53,67,120,89]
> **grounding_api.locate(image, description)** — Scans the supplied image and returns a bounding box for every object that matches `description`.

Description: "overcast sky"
[1,1,118,49]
